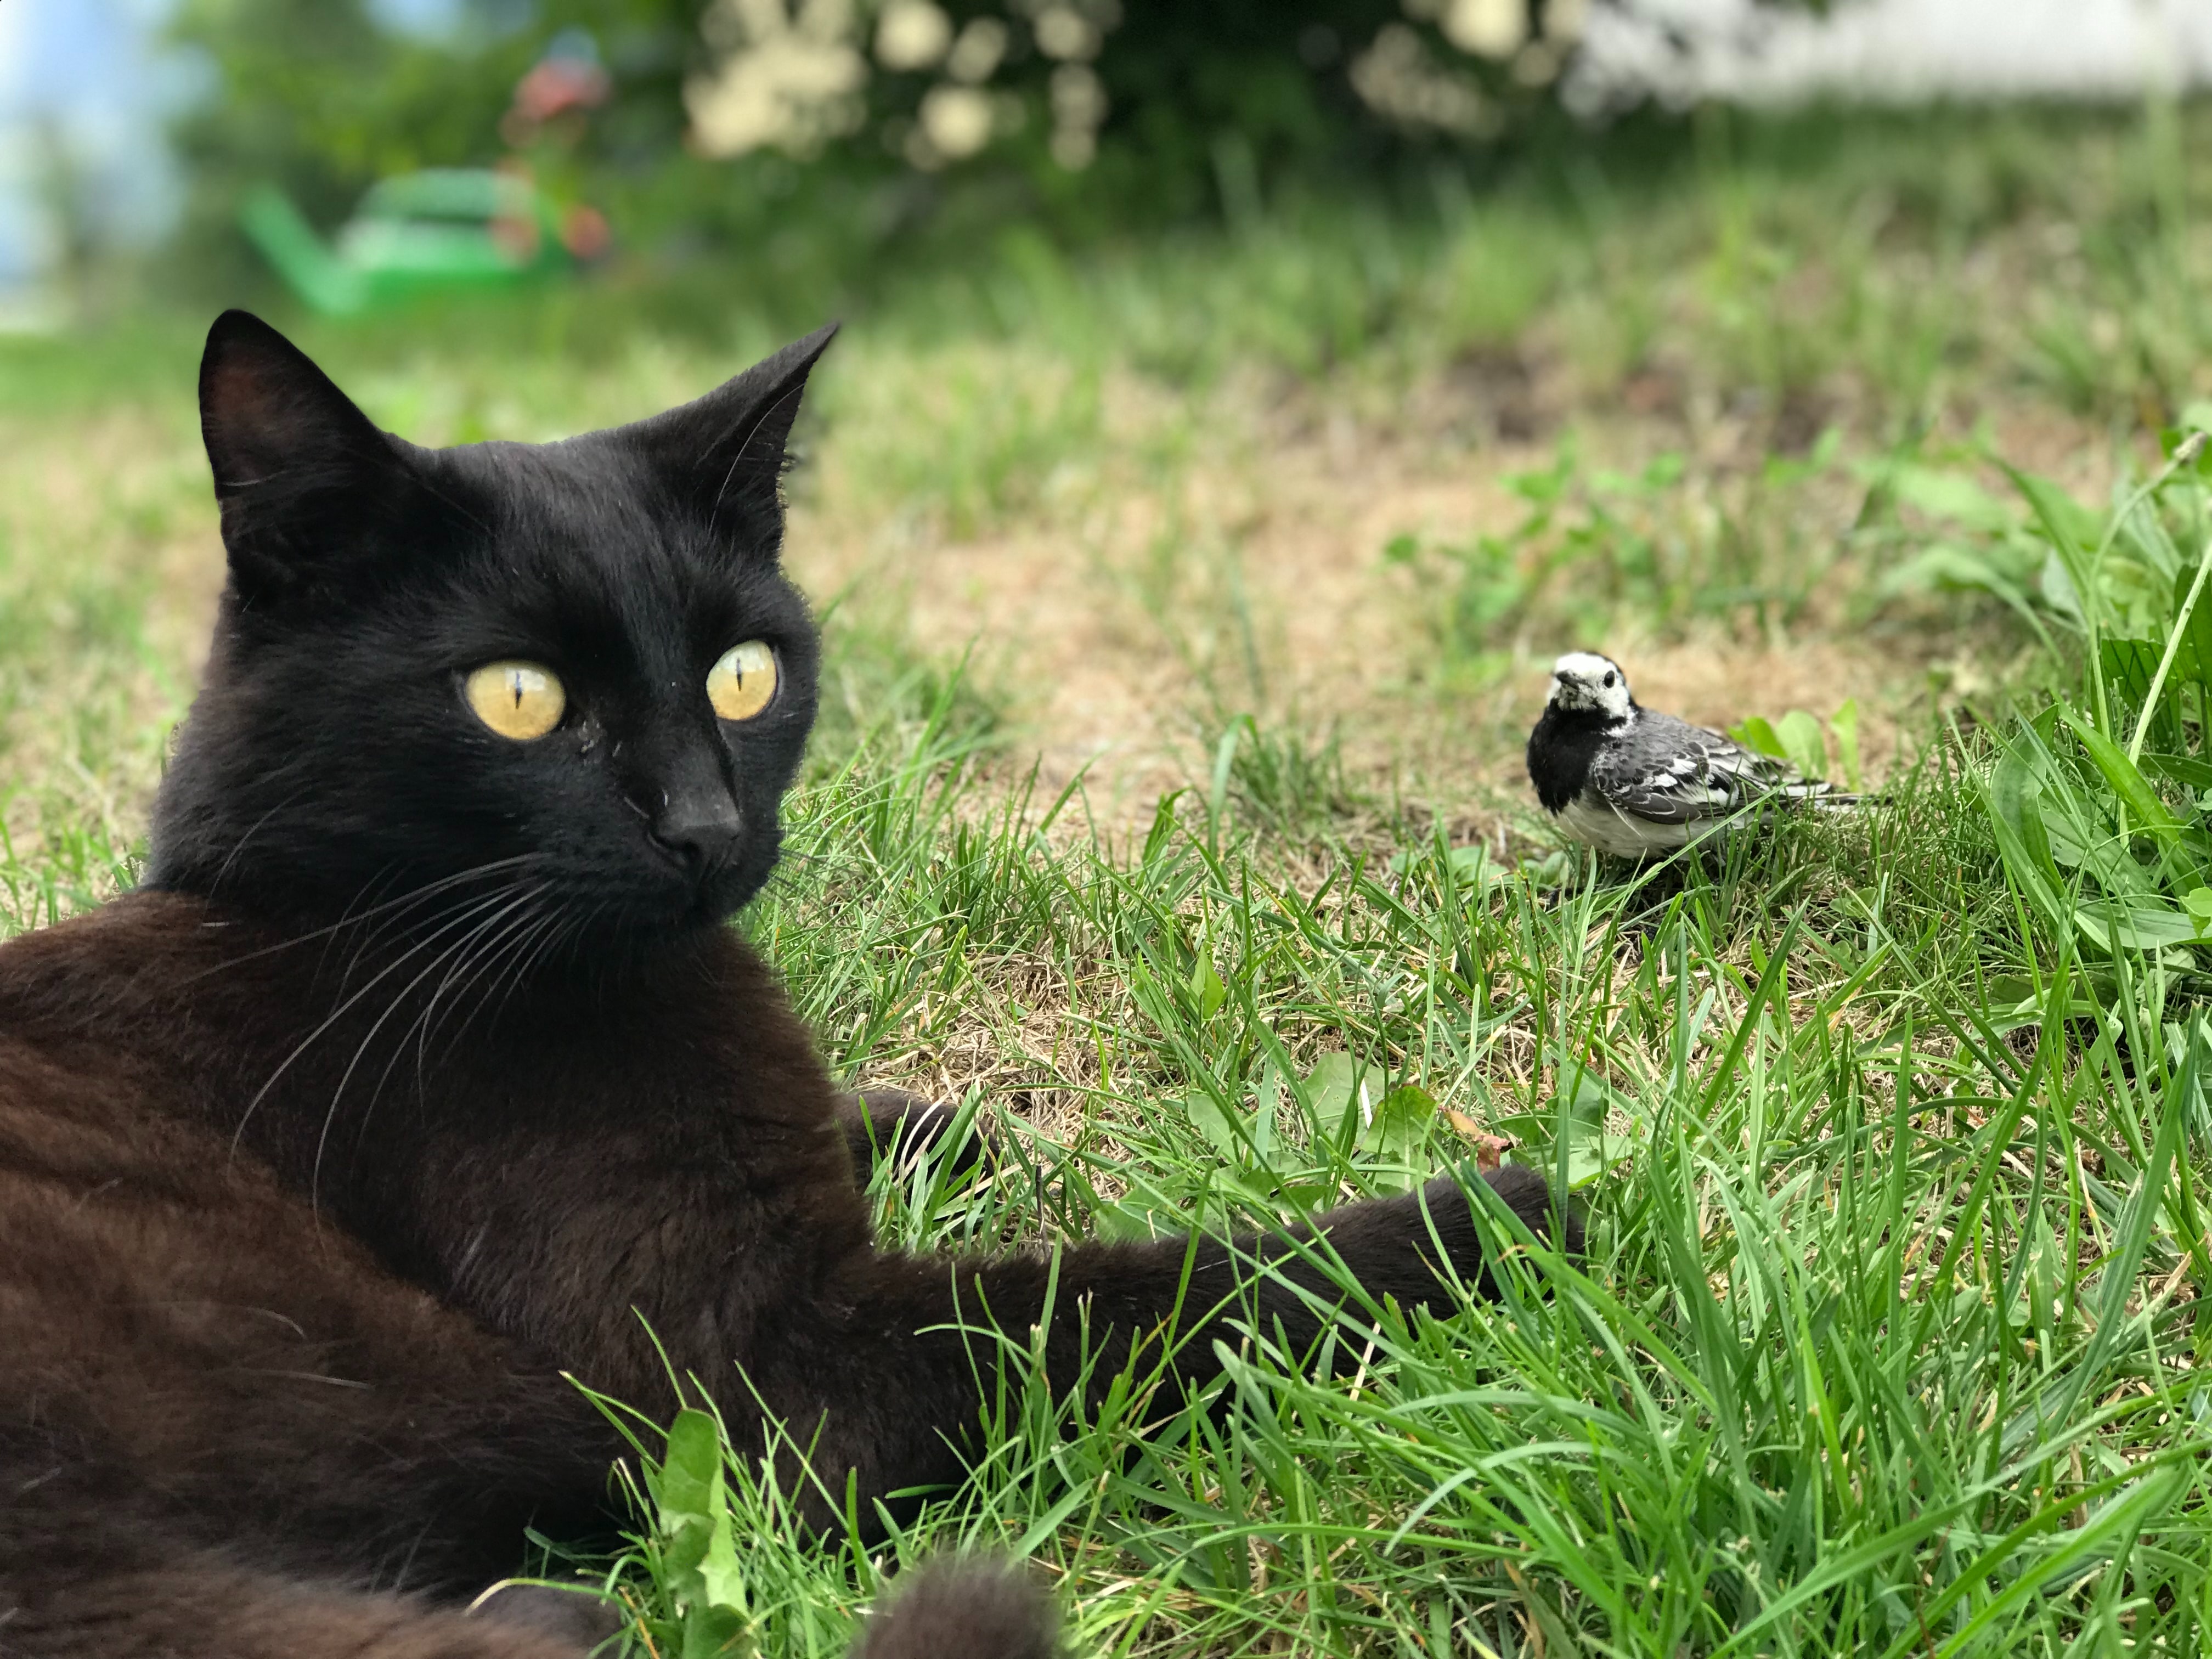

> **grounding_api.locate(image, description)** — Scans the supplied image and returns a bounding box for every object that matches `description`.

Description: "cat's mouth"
[639,835,761,929]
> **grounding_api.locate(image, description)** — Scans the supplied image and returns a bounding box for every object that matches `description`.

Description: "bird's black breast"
[1526,708,1615,814]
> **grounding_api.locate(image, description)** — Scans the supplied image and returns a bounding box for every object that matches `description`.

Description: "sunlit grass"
[553,714,2212,1658]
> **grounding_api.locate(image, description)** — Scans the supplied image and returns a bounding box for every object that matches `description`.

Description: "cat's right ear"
[199,309,427,605]
[617,322,839,561]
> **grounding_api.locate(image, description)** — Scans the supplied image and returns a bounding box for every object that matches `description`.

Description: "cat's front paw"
[849,1558,1058,1659]
[1473,1162,1585,1256]
[467,1583,627,1647]
[1422,1163,1584,1296]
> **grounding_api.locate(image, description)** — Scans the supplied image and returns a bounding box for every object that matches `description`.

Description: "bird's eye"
[1602,671,1616,687]
[707,640,778,723]
[464,661,566,741]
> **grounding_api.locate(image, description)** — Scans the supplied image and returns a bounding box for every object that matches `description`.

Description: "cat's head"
[147,309,833,941]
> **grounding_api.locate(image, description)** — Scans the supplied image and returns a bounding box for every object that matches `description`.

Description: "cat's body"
[0,314,1575,1659]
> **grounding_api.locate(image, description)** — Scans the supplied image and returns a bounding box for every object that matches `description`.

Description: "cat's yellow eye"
[707,640,778,723]
[464,661,566,742]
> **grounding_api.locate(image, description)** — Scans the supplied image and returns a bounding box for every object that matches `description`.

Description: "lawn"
[5,101,2212,1656]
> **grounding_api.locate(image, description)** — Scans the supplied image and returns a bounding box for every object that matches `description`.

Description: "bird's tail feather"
[1785,786,1886,810]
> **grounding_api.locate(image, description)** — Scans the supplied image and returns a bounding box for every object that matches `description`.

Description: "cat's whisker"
[411,885,545,1035]
[203,793,311,899]
[183,855,549,988]
[407,894,561,1082]
[476,908,567,1025]
[312,884,547,1207]
[495,902,596,1017]
[229,883,532,1153]
[313,861,408,991]
[386,884,605,1094]
[373,895,557,1139]
[330,859,551,973]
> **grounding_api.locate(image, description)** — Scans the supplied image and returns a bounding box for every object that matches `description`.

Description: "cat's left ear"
[199,308,437,607]
[620,322,839,558]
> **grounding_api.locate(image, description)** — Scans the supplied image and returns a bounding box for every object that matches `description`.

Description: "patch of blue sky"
[0,0,202,289]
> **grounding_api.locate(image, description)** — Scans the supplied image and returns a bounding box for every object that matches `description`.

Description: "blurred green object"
[241,170,573,317]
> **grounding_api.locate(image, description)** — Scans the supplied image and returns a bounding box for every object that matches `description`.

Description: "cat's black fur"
[0,312,1579,1659]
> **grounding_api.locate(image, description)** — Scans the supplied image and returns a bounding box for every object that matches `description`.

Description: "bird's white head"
[1547,651,1634,720]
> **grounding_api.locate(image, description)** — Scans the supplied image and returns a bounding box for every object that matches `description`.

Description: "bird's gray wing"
[1588,713,1807,824]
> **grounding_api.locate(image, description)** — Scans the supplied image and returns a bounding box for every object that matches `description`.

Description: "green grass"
[554,716,2210,1658]
[9,98,2212,1657]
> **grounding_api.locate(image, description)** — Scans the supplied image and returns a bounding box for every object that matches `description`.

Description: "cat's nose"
[651,792,742,871]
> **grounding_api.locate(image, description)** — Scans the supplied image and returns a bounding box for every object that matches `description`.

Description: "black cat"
[0,312,1579,1659]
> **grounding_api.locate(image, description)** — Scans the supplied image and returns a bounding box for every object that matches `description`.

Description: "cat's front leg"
[735,1163,1576,1526]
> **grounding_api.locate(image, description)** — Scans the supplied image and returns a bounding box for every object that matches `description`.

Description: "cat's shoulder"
[0,889,238,1009]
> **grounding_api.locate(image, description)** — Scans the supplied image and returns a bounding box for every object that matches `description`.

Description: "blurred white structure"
[1574,0,2212,111]
[1,0,2210,319]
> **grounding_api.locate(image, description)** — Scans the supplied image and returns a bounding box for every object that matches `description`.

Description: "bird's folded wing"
[1589,716,1802,823]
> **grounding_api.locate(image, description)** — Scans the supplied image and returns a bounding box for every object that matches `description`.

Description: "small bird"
[1525,651,1851,859]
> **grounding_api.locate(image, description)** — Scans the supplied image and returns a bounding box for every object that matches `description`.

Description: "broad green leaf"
[1517,850,1574,888]
[1987,747,2061,885]
[1982,974,2108,1030]
[1361,1082,1437,1163]
[2143,751,2212,792]
[1301,1050,1361,1127]
[2076,901,2211,950]
[1183,1091,1243,1159]
[2174,561,2212,687]
[1385,843,1526,885]
[650,1410,750,1654]
[2055,706,2204,886]
[1876,543,2057,652]
[1492,1048,1632,1188]
[1830,697,1861,790]
[1496,1111,1632,1188]
[2004,461,2107,637]
[1559,1060,1616,1125]
[2099,637,2160,712]
[1442,843,1493,882]
[1984,748,2074,947]
[1888,465,2018,534]
[656,1408,723,1531]
[1092,1194,1192,1241]
[1729,715,1787,759]
[1189,953,1226,1019]
[2038,549,2084,624]
[694,1509,747,1614]
[2001,462,2106,557]
[1561,1136,1634,1187]
[1776,709,1828,782]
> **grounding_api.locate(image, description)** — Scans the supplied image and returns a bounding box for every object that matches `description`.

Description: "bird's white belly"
[1556,794,1724,860]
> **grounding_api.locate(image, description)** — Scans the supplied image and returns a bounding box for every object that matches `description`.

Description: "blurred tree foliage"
[164,0,1806,301]
[167,1,529,284]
